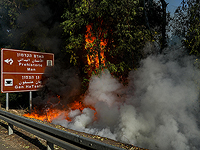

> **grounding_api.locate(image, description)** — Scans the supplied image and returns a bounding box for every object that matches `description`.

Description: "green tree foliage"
[173,0,200,56]
[62,0,162,81]
[0,0,164,105]
[185,1,200,56]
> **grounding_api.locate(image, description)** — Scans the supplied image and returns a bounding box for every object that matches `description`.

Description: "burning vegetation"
[85,23,107,75]
[24,99,97,123]
[23,37,200,150]
[2,0,200,150]
[23,23,104,125]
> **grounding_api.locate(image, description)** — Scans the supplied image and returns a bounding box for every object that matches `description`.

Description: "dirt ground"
[0,108,148,150]
[0,120,47,150]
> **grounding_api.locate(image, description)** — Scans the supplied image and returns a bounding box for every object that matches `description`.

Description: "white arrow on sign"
[4,58,13,65]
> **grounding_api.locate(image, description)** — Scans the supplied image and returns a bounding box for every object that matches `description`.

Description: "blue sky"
[154,0,183,15]
[166,0,183,14]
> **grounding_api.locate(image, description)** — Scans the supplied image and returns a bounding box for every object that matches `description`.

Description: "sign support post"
[29,91,32,111]
[6,93,9,110]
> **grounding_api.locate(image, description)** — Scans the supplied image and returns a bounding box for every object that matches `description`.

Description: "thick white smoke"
[52,39,200,150]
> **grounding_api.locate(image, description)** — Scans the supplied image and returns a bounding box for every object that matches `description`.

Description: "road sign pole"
[6,93,9,110]
[29,91,32,111]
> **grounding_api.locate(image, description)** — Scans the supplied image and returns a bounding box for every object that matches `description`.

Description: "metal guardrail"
[0,110,124,150]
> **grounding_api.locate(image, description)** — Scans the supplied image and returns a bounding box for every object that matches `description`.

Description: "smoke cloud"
[52,37,200,150]
[16,2,63,53]
[1,0,63,54]
[33,65,81,107]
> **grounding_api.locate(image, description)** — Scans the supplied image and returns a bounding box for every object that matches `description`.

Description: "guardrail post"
[47,141,54,150]
[8,123,13,135]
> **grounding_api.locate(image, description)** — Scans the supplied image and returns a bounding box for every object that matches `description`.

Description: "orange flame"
[24,23,109,124]
[23,106,66,122]
[23,99,97,123]
[85,23,107,75]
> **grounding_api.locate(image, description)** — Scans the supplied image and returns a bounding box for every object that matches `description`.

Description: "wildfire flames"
[23,23,105,123]
[85,23,107,74]
[24,98,97,123]
[22,26,200,150]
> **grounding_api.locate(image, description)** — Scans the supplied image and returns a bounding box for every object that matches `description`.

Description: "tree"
[160,0,168,52]
[173,0,200,56]
[142,0,169,53]
[61,0,163,83]
[184,0,200,56]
